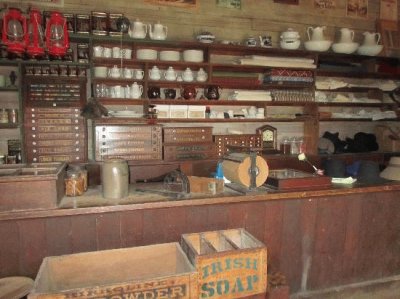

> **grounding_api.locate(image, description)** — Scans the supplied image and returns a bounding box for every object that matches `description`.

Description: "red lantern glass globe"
[45,11,69,57]
[26,9,45,58]
[1,8,27,54]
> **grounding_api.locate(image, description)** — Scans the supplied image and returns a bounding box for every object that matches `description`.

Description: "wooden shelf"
[148,99,311,106]
[319,117,399,121]
[0,87,18,92]
[316,70,400,79]
[316,102,387,107]
[0,123,19,129]
[97,99,145,105]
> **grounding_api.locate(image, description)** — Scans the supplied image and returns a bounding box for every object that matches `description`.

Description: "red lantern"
[2,8,27,54]
[26,9,45,58]
[45,11,69,57]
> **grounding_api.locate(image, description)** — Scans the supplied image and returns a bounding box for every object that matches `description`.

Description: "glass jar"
[65,170,84,196]
[290,137,299,155]
[0,108,8,124]
[280,137,291,155]
[68,164,88,191]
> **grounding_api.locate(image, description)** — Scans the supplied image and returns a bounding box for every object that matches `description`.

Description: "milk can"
[101,158,129,199]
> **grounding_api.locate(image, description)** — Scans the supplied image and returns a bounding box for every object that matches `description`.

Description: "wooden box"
[266,169,331,190]
[29,243,198,299]
[181,228,267,299]
[163,143,216,161]
[187,176,224,194]
[0,162,66,211]
[214,134,262,157]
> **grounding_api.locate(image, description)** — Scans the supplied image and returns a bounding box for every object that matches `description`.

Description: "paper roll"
[222,153,269,187]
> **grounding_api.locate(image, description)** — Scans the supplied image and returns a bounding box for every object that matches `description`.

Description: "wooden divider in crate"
[181,228,267,299]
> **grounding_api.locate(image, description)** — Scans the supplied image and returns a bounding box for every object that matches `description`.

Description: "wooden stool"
[0,276,34,299]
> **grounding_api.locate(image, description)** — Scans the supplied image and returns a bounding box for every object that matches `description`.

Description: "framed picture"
[380,0,398,21]
[1,0,64,6]
[145,0,197,8]
[273,0,299,4]
[314,0,336,9]
[347,0,368,18]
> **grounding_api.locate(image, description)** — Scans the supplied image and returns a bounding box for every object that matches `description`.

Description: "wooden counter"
[1,182,400,295]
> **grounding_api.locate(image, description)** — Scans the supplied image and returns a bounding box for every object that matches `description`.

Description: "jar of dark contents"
[280,137,291,155]
[65,170,84,196]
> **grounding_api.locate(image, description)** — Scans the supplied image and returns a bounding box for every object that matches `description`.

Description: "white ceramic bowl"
[332,42,359,54]
[136,49,158,60]
[304,40,332,52]
[93,66,108,78]
[357,44,383,56]
[159,50,180,61]
[280,39,301,50]
[183,49,204,62]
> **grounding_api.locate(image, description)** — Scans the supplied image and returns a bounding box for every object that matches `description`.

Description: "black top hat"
[357,160,390,184]
[323,159,346,178]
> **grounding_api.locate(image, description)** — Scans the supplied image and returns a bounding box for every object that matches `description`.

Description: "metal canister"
[64,13,76,33]
[101,158,129,199]
[76,14,90,34]
[91,11,108,35]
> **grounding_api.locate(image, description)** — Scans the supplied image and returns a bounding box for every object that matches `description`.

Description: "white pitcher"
[131,82,143,99]
[339,28,355,43]
[148,22,168,40]
[363,32,381,46]
[129,19,147,39]
[307,26,326,41]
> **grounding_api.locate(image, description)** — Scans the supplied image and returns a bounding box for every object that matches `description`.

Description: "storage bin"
[29,243,198,298]
[181,228,267,299]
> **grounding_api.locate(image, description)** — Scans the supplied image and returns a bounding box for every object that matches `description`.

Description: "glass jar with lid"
[65,170,85,196]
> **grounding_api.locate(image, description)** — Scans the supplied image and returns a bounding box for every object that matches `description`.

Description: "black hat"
[323,159,346,178]
[357,160,390,184]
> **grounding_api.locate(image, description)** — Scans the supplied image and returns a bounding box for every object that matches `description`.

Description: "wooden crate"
[0,162,66,211]
[181,228,267,299]
[29,243,198,299]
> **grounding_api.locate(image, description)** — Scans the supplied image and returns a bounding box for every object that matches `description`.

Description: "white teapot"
[164,66,177,81]
[129,19,147,39]
[149,66,161,80]
[131,82,143,99]
[148,22,168,40]
[108,65,121,78]
[363,32,381,46]
[307,26,327,41]
[339,28,355,43]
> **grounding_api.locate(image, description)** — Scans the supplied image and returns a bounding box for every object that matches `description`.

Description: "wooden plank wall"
[1,190,400,294]
[9,0,384,46]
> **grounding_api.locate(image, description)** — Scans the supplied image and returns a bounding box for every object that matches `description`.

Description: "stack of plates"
[160,50,180,61]
[136,49,158,60]
[183,49,204,62]
[110,110,142,118]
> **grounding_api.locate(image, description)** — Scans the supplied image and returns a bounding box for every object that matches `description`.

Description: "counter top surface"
[1,179,400,221]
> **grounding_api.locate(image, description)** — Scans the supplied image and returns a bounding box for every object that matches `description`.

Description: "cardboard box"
[181,228,267,299]
[29,243,198,298]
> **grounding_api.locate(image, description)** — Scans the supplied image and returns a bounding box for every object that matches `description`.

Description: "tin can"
[76,14,90,34]
[91,11,108,35]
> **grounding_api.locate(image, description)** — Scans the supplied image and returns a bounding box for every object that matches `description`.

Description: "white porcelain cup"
[122,48,132,59]
[123,68,134,79]
[112,46,121,58]
[134,69,144,80]
[103,47,112,58]
[108,65,121,78]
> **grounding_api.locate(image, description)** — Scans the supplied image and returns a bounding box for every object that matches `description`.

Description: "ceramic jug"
[129,19,147,39]
[108,65,121,78]
[307,26,326,41]
[204,85,220,100]
[164,66,177,81]
[131,82,143,99]
[147,86,161,99]
[181,86,197,100]
[164,88,176,99]
[339,28,354,43]
[148,22,168,40]
[102,158,129,199]
[149,66,161,80]
[363,32,381,46]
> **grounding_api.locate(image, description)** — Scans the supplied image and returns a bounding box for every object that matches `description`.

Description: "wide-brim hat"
[357,160,390,184]
[318,137,335,155]
[323,159,346,178]
[380,157,400,181]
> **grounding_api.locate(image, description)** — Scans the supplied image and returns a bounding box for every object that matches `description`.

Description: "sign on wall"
[1,0,64,6]
[314,0,336,9]
[217,0,241,9]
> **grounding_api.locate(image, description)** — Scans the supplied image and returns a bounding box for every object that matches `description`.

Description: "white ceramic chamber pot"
[164,66,177,81]
[112,46,121,58]
[129,19,147,39]
[93,45,104,57]
[123,67,134,79]
[94,66,108,78]
[149,66,161,80]
[148,22,168,40]
[108,65,121,78]
[102,47,112,58]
